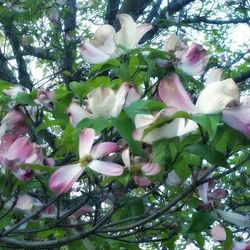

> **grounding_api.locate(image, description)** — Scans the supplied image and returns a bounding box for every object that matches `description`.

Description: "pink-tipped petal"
[179,43,208,76]
[158,74,196,113]
[49,164,83,194]
[211,224,226,241]
[222,106,250,139]
[141,163,160,176]
[134,24,153,47]
[67,103,92,127]
[134,114,155,128]
[91,142,119,159]
[205,68,223,85]
[196,78,240,114]
[6,137,33,162]
[91,25,116,55]
[37,89,54,111]
[121,148,130,167]
[88,160,123,176]
[80,40,110,64]
[79,128,95,159]
[12,168,33,181]
[134,176,151,186]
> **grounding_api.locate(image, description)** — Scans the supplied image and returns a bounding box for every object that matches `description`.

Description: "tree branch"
[22,45,55,61]
[105,0,120,25]
[3,23,33,90]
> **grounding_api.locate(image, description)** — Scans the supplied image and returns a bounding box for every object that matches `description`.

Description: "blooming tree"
[0,0,249,249]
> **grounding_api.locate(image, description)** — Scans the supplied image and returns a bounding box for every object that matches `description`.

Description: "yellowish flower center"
[79,155,93,167]
[130,164,142,175]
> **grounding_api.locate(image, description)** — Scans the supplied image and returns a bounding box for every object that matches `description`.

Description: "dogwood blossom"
[80,14,152,64]
[49,128,123,193]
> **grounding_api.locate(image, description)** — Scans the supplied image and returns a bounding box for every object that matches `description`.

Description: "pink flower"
[49,128,123,193]
[80,14,152,64]
[0,136,43,180]
[0,109,28,138]
[211,224,226,241]
[164,34,209,75]
[37,89,55,111]
[122,148,160,186]
[67,83,130,127]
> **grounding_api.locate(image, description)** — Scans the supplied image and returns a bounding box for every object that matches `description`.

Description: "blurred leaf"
[15,92,34,105]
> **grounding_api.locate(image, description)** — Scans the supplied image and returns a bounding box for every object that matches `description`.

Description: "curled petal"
[179,43,209,75]
[88,160,123,176]
[159,74,196,113]
[141,163,160,176]
[205,68,223,85]
[91,142,119,159]
[134,176,151,186]
[163,33,179,52]
[67,103,91,127]
[122,148,130,167]
[134,114,155,128]
[79,128,95,159]
[211,224,226,241]
[208,188,228,200]
[222,106,250,139]
[91,25,116,55]
[80,41,110,64]
[88,87,116,118]
[49,164,83,194]
[134,24,153,47]
[115,14,137,51]
[37,89,54,111]
[196,79,240,114]
[112,83,130,117]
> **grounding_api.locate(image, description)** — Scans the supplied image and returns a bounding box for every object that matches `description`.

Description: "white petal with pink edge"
[91,142,119,159]
[49,164,83,194]
[122,148,130,167]
[88,160,123,176]
[79,128,95,159]
[158,74,196,113]
[141,163,160,176]
[80,40,110,64]
[211,224,226,241]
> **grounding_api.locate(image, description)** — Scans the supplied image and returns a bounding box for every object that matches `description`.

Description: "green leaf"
[15,92,34,105]
[77,118,111,134]
[188,211,215,233]
[111,113,142,155]
[124,99,166,120]
[191,113,221,140]
[185,144,228,167]
[152,138,179,166]
[35,119,65,133]
[0,80,15,92]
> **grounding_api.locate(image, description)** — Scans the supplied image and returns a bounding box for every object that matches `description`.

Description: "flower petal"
[88,87,116,118]
[205,68,223,85]
[91,25,116,55]
[125,86,140,107]
[67,103,92,127]
[134,23,153,47]
[163,33,179,52]
[134,176,151,186]
[122,148,130,167]
[49,164,83,194]
[196,78,240,114]
[79,128,95,159]
[158,74,196,113]
[15,194,34,210]
[112,83,130,117]
[80,40,110,64]
[141,163,160,176]
[197,182,209,203]
[115,14,137,51]
[211,224,226,241]
[165,171,182,186]
[88,160,123,176]
[91,142,119,159]
[222,106,250,139]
